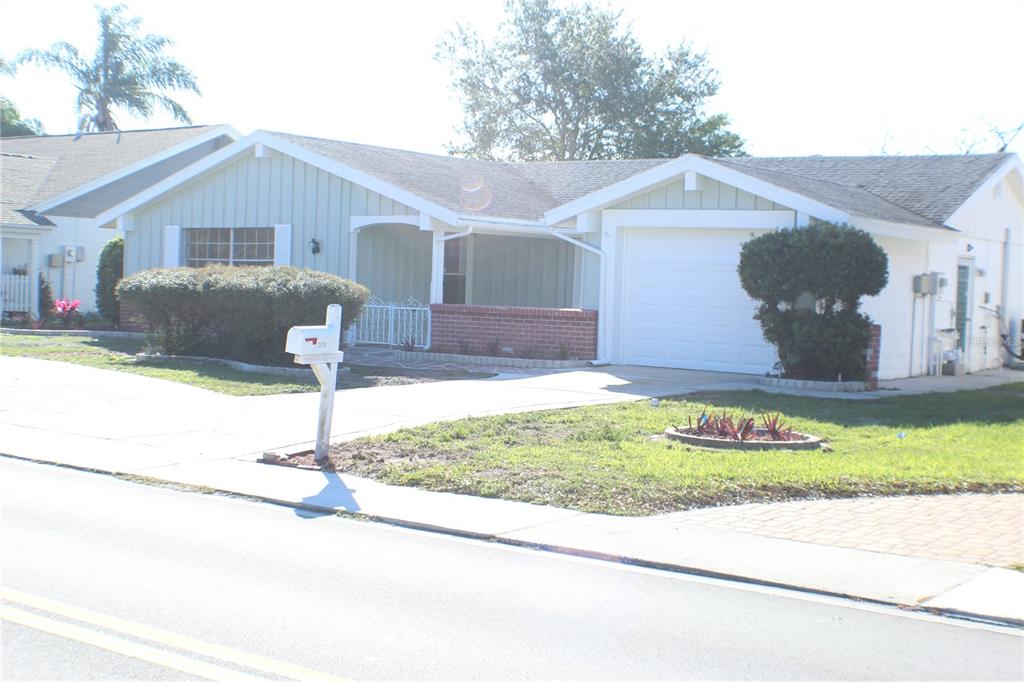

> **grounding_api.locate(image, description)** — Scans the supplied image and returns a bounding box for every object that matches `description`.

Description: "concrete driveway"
[0,356,757,470]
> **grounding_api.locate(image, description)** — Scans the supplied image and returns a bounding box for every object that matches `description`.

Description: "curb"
[2,451,1020,630]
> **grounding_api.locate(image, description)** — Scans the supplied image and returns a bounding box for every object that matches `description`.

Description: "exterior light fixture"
[309,238,321,255]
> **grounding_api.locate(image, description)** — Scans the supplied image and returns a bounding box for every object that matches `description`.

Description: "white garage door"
[620,228,775,374]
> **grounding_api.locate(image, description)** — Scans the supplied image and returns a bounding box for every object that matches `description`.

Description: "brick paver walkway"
[667,494,1024,567]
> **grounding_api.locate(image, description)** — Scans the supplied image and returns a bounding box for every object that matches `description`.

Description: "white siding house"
[99,128,1023,380]
[1,125,238,314]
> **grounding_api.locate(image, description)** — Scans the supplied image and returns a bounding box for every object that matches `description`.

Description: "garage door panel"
[621,228,775,374]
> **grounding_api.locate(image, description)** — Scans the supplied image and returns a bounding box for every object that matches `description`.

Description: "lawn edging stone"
[137,352,351,379]
[398,349,590,369]
[0,328,145,340]
[664,427,824,451]
[761,376,869,393]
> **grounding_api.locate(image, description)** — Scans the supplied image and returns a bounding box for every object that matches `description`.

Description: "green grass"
[0,334,321,396]
[330,385,1024,515]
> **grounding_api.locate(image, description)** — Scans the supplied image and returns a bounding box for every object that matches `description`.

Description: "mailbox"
[286,324,340,359]
[286,305,343,365]
[285,304,343,464]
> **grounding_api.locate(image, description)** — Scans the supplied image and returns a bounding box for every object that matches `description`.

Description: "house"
[84,129,1023,380]
[0,125,238,315]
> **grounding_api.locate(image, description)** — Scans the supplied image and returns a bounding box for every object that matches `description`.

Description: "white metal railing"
[353,297,431,348]
[1,274,31,313]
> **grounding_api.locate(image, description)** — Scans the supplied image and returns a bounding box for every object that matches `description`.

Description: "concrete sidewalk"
[2,355,1022,627]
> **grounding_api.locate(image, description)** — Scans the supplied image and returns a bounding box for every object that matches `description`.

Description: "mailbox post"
[286,304,344,464]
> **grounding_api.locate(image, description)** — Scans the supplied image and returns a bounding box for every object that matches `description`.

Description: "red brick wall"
[430,304,598,360]
[117,303,148,332]
[866,324,881,389]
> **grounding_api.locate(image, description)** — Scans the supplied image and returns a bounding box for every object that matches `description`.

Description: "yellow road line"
[1,604,264,681]
[1,587,347,682]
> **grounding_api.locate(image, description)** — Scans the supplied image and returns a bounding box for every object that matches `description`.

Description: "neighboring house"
[0,125,238,315]
[95,129,1023,380]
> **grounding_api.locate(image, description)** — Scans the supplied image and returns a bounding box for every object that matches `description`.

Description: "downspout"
[549,229,610,366]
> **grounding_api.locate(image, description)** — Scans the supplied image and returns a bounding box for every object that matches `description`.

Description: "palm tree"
[16,4,199,131]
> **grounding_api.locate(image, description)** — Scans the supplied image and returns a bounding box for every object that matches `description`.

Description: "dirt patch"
[267,440,471,476]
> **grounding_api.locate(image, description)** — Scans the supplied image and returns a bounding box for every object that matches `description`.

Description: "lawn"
[324,384,1024,515]
[0,333,479,396]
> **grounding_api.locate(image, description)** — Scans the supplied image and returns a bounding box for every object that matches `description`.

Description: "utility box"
[913,272,940,295]
[47,253,64,268]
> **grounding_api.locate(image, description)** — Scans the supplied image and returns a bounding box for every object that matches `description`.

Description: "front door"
[955,261,972,354]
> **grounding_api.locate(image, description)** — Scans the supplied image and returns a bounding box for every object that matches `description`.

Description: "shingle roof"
[718,154,1012,226]
[0,153,56,226]
[270,131,1013,227]
[269,131,665,220]
[0,125,223,208]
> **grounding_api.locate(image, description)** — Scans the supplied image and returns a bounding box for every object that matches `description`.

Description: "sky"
[1,0,1022,157]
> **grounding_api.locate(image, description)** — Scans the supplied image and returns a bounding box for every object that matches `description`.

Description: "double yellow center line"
[1,587,347,681]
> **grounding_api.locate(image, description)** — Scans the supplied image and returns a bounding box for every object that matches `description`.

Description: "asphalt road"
[1,456,1021,680]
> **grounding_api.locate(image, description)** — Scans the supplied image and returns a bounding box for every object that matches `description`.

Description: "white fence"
[353,297,431,348]
[1,274,31,313]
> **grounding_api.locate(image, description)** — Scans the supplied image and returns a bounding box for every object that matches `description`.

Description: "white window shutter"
[163,226,181,267]
[274,224,292,266]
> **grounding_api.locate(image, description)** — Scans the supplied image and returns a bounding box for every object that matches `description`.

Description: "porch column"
[28,237,39,317]
[429,228,445,304]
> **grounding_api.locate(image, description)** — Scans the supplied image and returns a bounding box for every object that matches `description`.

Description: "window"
[443,237,467,304]
[185,228,275,267]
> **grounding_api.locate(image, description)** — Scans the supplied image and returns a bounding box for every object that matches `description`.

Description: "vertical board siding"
[470,235,575,308]
[357,224,432,303]
[616,178,787,211]
[126,152,576,309]
[126,153,416,285]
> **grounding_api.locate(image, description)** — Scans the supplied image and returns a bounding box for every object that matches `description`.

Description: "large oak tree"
[438,0,745,161]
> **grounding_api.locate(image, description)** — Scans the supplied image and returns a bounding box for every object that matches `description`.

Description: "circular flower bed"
[665,410,823,451]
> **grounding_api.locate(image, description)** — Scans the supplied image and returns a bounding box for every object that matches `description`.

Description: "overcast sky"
[2,0,1022,156]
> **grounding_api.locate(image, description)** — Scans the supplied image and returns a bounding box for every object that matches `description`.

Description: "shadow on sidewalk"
[294,470,360,518]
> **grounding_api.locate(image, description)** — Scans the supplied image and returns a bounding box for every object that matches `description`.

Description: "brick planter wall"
[866,324,881,389]
[117,303,148,332]
[430,304,598,360]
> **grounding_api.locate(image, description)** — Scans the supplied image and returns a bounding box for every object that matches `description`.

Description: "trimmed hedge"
[738,223,888,381]
[95,236,124,326]
[116,266,369,364]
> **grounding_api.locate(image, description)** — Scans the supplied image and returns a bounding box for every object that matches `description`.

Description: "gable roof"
[269,131,666,221]
[0,125,237,217]
[0,153,56,227]
[268,132,1015,228]
[718,154,1012,226]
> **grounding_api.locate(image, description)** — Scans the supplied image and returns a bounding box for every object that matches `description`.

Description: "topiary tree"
[738,222,888,381]
[95,236,124,326]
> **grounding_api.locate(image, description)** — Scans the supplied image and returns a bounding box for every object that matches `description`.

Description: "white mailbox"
[286,304,343,463]
[286,321,343,364]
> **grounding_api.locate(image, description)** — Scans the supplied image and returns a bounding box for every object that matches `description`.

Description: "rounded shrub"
[738,222,888,381]
[116,266,369,363]
[95,236,124,326]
